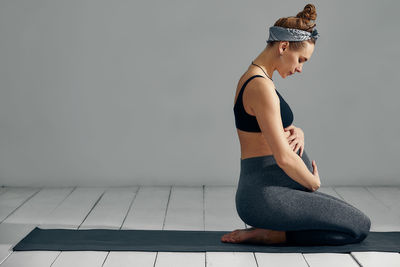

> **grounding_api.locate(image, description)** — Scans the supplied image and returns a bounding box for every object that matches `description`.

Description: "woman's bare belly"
[237,129,291,160]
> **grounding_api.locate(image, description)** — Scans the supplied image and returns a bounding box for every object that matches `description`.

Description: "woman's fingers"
[293,143,299,151]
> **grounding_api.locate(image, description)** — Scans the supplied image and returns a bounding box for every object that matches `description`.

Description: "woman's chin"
[280,72,290,79]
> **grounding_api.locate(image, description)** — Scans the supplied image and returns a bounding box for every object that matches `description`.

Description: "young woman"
[222,4,371,246]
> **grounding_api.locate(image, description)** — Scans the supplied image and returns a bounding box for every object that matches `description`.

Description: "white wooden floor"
[0,186,399,267]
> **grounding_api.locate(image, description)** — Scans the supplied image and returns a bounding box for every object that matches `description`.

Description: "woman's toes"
[231,232,242,242]
[221,229,250,243]
[221,232,233,242]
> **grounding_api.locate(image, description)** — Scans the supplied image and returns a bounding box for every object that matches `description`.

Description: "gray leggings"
[235,149,371,246]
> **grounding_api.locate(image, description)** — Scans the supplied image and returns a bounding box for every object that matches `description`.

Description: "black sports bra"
[233,75,294,132]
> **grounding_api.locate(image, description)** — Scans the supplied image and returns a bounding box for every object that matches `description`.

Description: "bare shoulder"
[248,76,275,92]
[245,76,278,107]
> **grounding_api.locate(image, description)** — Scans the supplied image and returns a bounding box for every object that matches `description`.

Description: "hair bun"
[296,4,317,21]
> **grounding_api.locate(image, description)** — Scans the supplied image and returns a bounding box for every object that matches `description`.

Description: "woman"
[221,4,371,246]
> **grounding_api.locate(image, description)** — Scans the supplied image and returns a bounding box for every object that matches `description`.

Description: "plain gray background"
[0,0,399,187]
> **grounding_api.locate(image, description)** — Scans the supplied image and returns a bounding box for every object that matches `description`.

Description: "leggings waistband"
[240,154,279,170]
[240,150,308,172]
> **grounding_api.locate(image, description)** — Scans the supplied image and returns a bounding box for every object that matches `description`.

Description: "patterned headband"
[266,26,320,43]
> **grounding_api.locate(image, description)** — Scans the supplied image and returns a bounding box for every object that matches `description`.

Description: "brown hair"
[267,4,318,51]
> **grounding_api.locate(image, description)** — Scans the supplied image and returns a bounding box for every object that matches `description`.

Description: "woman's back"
[233,68,293,159]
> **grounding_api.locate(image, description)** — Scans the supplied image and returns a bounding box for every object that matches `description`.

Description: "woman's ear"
[279,41,289,54]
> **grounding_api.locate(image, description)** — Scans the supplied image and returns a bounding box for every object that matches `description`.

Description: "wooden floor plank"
[51,251,107,267]
[0,187,74,267]
[102,251,156,267]
[37,187,108,267]
[103,186,166,267]
[40,187,107,229]
[351,252,400,267]
[0,251,59,267]
[256,253,309,267]
[0,187,41,223]
[207,252,257,267]
[365,187,400,215]
[163,186,203,230]
[205,186,258,267]
[303,253,360,267]
[79,187,137,229]
[3,188,74,225]
[155,186,204,267]
[204,186,243,231]
[121,186,170,230]
[156,252,205,267]
[0,224,50,266]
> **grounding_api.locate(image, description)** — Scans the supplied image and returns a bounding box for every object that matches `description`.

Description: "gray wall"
[0,0,399,187]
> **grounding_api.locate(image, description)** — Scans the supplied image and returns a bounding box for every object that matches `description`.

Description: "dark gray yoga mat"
[12,227,400,253]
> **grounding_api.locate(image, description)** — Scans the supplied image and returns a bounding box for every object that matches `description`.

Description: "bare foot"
[221,227,286,245]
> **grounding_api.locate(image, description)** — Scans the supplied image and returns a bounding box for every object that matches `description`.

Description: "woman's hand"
[284,125,305,157]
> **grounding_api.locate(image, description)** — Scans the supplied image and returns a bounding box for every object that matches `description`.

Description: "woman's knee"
[323,214,370,245]
[353,213,371,242]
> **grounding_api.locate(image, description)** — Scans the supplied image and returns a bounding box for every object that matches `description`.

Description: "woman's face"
[278,41,315,78]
